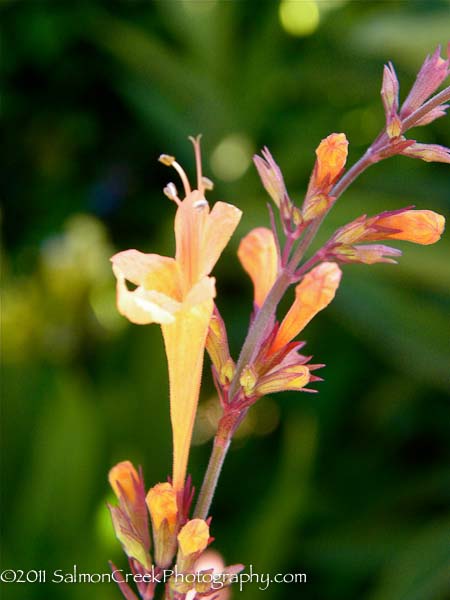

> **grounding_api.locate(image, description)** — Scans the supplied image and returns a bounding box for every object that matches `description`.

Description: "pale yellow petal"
[162,297,214,492]
[111,250,181,298]
[175,195,241,293]
[114,271,180,325]
[201,201,242,278]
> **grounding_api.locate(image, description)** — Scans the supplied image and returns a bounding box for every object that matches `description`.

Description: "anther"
[202,177,214,191]
[159,154,176,166]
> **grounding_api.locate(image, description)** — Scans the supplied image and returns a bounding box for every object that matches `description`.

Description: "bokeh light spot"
[279,0,320,37]
[210,133,253,182]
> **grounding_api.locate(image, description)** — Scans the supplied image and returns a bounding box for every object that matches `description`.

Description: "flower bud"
[381,62,399,116]
[332,244,402,265]
[309,133,348,193]
[206,309,235,386]
[146,482,178,568]
[302,193,331,221]
[400,45,449,118]
[366,209,445,245]
[255,364,310,396]
[239,365,257,397]
[176,519,210,572]
[108,461,151,569]
[253,147,289,210]
[400,142,450,165]
[109,461,139,505]
[271,263,342,354]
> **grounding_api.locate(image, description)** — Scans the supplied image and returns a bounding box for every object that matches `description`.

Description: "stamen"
[159,154,192,197]
[163,182,181,205]
[189,135,204,194]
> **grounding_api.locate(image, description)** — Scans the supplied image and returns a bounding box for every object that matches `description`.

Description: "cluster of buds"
[379,45,450,163]
[108,461,242,599]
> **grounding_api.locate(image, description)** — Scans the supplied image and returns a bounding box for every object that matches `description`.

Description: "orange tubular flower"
[308,133,349,194]
[270,262,342,354]
[237,227,279,308]
[111,138,242,495]
[366,209,445,245]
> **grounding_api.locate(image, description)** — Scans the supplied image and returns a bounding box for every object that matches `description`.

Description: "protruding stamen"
[159,153,192,197]
[189,135,204,194]
[202,176,214,191]
[163,182,181,205]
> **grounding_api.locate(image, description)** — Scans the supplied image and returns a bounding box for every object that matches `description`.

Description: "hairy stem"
[402,85,450,131]
[193,436,231,519]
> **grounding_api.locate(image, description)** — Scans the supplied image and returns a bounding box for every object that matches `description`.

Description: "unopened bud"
[146,482,178,568]
[302,193,330,221]
[176,519,210,572]
[386,114,402,139]
[240,365,257,396]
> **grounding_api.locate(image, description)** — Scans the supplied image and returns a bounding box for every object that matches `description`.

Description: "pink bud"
[381,62,400,117]
[400,142,450,164]
[401,46,450,117]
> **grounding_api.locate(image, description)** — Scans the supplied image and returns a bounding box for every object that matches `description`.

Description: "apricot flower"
[335,209,445,246]
[270,262,342,354]
[111,138,242,494]
[237,227,279,308]
[308,133,348,195]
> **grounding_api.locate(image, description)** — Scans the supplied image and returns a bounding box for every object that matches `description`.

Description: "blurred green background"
[2,1,450,599]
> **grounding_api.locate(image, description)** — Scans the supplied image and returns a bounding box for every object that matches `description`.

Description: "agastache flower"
[237,227,280,309]
[237,232,342,399]
[269,262,342,354]
[146,482,178,568]
[108,461,151,569]
[111,137,242,495]
[308,134,348,193]
[335,208,445,246]
[303,134,348,221]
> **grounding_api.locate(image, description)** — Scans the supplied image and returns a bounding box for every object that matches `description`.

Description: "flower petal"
[201,201,242,278]
[175,194,241,292]
[237,227,279,308]
[114,271,180,325]
[271,262,342,353]
[111,250,181,299]
[162,296,214,492]
[368,210,445,245]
